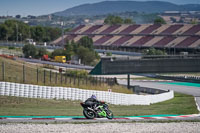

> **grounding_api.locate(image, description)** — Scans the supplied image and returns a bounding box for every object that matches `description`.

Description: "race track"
[118,79,200,110]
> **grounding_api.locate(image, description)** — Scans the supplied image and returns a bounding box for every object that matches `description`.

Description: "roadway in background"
[118,79,200,110]
[19,58,94,70]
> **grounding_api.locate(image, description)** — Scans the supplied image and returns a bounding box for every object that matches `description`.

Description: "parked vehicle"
[42,55,66,63]
[41,54,50,61]
[80,101,113,119]
[54,56,66,63]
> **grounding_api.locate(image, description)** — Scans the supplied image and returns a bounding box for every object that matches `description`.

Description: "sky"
[0,0,200,16]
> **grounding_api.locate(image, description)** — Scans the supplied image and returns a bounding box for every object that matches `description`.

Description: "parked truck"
[42,54,50,61]
[54,56,66,63]
[42,55,66,63]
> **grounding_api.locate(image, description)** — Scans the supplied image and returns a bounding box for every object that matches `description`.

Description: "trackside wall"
[0,82,174,105]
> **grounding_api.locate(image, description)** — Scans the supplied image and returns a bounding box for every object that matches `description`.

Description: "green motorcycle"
[80,101,113,119]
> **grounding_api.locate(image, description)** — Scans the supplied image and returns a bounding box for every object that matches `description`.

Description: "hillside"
[53,1,200,16]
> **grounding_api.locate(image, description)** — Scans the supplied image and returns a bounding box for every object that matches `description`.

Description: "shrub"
[65,70,88,78]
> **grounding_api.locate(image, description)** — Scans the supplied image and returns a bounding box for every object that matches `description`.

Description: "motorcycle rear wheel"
[83,109,96,119]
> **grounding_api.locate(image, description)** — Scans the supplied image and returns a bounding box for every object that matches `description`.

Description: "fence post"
[106,78,108,85]
[86,76,88,85]
[61,73,63,84]
[95,76,98,86]
[100,77,102,86]
[55,72,57,84]
[93,77,95,86]
[23,64,25,83]
[102,77,105,86]
[37,68,39,84]
[65,74,67,84]
[69,75,71,85]
[73,75,76,85]
[44,70,46,85]
[127,74,130,89]
[50,70,52,84]
[78,76,80,86]
[2,62,5,81]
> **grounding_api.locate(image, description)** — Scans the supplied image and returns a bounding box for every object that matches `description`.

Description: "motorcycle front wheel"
[106,109,113,119]
[83,109,96,119]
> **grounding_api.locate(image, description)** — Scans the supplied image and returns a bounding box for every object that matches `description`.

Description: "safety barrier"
[0,82,174,105]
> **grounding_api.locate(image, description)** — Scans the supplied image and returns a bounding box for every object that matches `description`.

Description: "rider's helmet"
[91,94,97,100]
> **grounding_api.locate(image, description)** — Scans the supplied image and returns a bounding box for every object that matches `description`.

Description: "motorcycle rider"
[85,95,100,110]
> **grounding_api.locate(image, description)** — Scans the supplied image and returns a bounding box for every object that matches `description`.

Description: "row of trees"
[104,15,166,25]
[143,48,167,55]
[22,44,48,58]
[0,20,62,42]
[104,15,135,25]
[22,36,100,66]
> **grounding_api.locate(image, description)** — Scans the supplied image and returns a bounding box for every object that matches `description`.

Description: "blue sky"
[0,0,200,16]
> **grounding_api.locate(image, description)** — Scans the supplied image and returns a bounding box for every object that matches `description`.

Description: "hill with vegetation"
[54,1,200,16]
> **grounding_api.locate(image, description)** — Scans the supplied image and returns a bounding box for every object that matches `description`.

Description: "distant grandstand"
[51,24,200,53]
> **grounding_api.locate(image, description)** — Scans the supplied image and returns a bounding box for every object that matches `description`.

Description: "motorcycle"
[80,101,113,119]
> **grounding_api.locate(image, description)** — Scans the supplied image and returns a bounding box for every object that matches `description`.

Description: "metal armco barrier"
[0,82,174,105]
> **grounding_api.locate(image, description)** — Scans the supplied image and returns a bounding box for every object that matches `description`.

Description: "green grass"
[0,57,132,94]
[110,93,199,116]
[0,93,198,116]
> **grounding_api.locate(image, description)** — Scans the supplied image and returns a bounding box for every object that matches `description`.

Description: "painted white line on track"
[55,118,73,120]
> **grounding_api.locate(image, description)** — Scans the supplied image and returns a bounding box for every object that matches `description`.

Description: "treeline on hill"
[104,15,166,25]
[0,20,62,42]
[104,15,135,24]
[23,36,100,66]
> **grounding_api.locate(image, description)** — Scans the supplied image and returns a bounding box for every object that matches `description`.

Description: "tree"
[46,27,62,41]
[0,20,61,42]
[51,49,65,58]
[78,36,93,50]
[77,46,96,65]
[190,19,198,25]
[143,48,167,55]
[64,42,74,60]
[30,26,45,42]
[36,47,47,58]
[15,15,21,19]
[154,17,166,24]
[22,44,37,58]
[3,20,30,41]
[124,18,134,24]
[104,15,136,25]
[104,15,124,25]
[0,24,9,40]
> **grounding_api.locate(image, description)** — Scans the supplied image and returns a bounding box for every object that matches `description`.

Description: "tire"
[83,109,96,119]
[106,110,113,119]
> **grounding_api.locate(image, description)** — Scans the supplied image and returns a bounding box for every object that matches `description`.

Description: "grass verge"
[0,93,198,116]
[0,57,132,94]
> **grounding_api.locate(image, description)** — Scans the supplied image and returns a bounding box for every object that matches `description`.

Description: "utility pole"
[16,23,18,42]
[61,21,64,45]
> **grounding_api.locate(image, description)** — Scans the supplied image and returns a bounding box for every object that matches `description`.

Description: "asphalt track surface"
[1,114,200,123]
[118,79,200,110]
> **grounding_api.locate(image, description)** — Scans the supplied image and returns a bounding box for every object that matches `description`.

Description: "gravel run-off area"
[0,122,200,133]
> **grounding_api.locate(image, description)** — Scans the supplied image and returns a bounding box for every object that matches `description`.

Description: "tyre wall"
[0,82,174,105]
